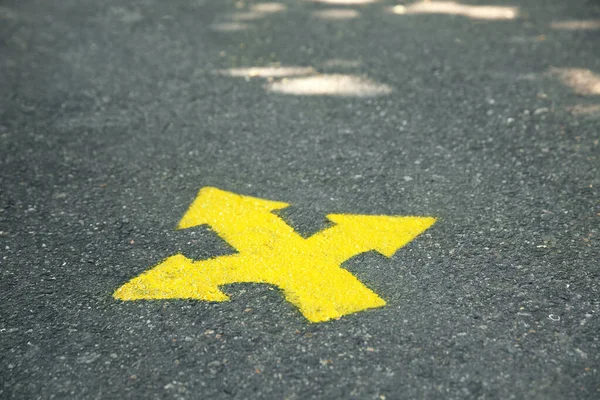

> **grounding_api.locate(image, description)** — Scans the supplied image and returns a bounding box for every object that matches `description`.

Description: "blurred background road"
[1,0,599,398]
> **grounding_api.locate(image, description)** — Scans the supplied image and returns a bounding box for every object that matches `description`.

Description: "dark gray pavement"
[1,0,599,398]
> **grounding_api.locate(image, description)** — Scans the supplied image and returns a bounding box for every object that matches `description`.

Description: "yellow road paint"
[114,187,436,322]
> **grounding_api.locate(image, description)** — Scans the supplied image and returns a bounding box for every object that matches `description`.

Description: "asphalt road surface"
[1,0,599,399]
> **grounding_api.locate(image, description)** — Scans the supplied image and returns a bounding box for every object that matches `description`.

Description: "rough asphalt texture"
[1,0,599,398]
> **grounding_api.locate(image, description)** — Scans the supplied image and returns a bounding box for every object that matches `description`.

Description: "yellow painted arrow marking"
[114,187,436,322]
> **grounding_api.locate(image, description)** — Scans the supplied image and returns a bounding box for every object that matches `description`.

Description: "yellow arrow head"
[177,187,289,230]
[326,214,437,257]
[113,254,231,302]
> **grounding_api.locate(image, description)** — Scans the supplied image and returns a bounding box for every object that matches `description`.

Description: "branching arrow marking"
[114,187,436,322]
